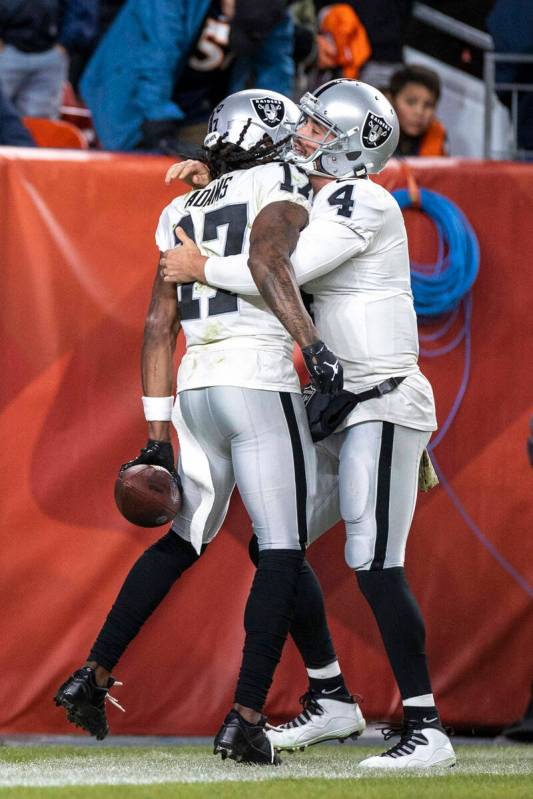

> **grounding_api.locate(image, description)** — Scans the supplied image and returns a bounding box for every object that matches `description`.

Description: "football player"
[54,89,364,764]
[160,80,456,769]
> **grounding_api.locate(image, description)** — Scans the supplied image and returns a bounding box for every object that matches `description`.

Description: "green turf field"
[1,744,532,799]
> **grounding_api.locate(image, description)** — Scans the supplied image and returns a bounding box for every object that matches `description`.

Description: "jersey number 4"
[175,204,247,321]
[327,185,355,218]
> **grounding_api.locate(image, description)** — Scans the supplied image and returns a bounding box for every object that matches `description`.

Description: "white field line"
[1,750,532,787]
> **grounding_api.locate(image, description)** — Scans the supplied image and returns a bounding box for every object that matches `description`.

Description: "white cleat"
[266,692,366,751]
[358,722,456,770]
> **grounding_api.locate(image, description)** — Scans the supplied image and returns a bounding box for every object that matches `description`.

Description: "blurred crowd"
[0,0,531,155]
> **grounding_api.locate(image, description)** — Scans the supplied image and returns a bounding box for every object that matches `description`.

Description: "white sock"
[403,693,435,708]
[307,660,341,680]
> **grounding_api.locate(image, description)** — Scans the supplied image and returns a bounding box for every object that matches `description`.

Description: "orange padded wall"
[1,150,532,734]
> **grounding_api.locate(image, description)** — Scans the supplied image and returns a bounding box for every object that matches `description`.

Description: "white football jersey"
[204,176,436,431]
[155,162,312,393]
[302,178,436,432]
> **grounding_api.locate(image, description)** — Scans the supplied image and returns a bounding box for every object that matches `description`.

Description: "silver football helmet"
[204,89,299,153]
[290,79,399,177]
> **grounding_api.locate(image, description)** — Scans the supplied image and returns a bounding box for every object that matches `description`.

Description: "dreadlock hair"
[204,118,292,179]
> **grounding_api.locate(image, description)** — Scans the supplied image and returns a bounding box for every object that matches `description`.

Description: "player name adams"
[185,176,234,209]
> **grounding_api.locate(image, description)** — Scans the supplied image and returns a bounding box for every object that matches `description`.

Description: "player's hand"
[160,228,207,284]
[302,340,343,395]
[120,439,178,482]
[165,159,211,187]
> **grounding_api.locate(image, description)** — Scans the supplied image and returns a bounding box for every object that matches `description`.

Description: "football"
[114,464,182,527]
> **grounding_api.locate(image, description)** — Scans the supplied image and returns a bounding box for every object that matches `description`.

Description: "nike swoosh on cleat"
[321,687,342,695]
[422,716,439,724]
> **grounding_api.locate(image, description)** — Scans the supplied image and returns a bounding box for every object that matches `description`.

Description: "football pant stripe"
[371,421,395,570]
[279,392,308,550]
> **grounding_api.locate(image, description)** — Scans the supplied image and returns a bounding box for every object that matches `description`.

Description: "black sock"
[235,548,304,711]
[308,672,349,698]
[248,536,338,671]
[89,531,203,671]
[403,705,441,727]
[356,567,433,700]
[290,561,339,671]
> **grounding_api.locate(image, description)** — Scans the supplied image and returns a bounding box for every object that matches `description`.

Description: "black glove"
[301,340,343,395]
[120,439,178,482]
[303,383,358,441]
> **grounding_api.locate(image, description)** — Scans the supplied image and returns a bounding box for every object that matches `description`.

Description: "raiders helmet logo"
[251,97,285,128]
[361,111,393,149]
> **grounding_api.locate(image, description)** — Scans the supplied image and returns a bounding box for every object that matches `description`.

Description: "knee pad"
[344,519,376,571]
[339,452,374,523]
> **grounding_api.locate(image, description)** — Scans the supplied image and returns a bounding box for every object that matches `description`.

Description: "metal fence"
[483,52,533,160]
[414,2,533,161]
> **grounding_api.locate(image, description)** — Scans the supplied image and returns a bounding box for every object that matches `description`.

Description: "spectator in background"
[0,84,36,146]
[389,65,448,157]
[290,0,319,80]
[66,2,127,93]
[335,0,414,90]
[227,1,295,95]
[302,1,412,92]
[80,0,296,154]
[61,0,100,92]
[0,1,69,119]
[487,0,533,155]
[315,3,371,82]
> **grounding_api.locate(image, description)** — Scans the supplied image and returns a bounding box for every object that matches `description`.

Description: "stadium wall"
[1,150,532,734]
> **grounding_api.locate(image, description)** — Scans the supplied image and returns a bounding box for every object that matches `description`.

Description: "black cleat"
[214,710,281,765]
[54,667,124,740]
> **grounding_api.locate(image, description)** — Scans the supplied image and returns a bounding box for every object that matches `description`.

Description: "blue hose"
[392,188,480,317]
[389,190,532,596]
[391,188,479,445]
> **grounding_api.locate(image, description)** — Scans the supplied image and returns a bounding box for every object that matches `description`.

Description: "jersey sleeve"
[204,254,259,294]
[155,203,176,252]
[290,218,369,281]
[252,162,313,215]
[316,179,384,250]
[155,194,190,251]
[204,216,369,295]
[204,178,385,295]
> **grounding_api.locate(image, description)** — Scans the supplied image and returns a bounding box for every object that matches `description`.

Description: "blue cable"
[393,188,480,317]
[428,294,472,449]
[390,189,531,597]
[390,187,479,447]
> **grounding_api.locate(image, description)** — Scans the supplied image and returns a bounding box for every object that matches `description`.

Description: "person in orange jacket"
[316,3,371,79]
[388,64,448,157]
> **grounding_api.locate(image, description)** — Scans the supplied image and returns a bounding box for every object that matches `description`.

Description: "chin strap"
[307,157,367,180]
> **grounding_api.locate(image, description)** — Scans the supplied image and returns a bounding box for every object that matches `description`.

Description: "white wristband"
[142,395,174,421]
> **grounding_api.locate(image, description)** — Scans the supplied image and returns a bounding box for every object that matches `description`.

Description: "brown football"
[114,464,181,527]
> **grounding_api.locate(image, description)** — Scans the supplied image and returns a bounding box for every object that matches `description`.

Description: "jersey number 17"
[174,204,247,321]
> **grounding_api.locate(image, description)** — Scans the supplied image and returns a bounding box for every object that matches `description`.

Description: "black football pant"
[88,531,202,671]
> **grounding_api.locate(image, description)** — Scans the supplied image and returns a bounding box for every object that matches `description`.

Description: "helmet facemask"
[287,111,364,179]
[287,82,399,178]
